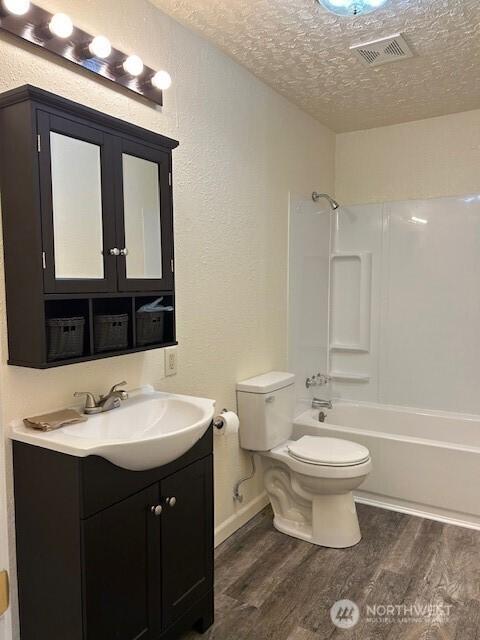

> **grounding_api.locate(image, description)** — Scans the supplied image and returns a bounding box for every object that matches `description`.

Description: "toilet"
[237,371,371,548]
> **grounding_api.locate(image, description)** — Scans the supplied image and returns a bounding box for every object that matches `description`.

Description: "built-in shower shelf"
[329,344,369,353]
[330,252,372,353]
[329,371,370,382]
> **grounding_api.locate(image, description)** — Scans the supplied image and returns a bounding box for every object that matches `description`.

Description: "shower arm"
[312,192,340,210]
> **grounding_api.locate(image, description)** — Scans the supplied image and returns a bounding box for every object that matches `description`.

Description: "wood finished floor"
[182,504,480,640]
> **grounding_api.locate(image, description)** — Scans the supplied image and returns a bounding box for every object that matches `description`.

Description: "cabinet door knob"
[165,497,176,508]
[109,248,120,256]
[120,248,129,256]
[150,505,162,516]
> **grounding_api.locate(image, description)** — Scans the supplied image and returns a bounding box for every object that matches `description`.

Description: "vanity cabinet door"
[114,138,174,292]
[37,112,117,294]
[160,456,213,629]
[82,485,161,640]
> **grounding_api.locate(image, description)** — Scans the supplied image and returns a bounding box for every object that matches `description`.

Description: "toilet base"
[262,455,368,549]
[312,492,362,548]
[272,491,362,548]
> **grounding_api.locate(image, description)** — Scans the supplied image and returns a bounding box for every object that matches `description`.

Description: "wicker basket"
[94,314,129,352]
[47,317,85,361]
[136,310,166,346]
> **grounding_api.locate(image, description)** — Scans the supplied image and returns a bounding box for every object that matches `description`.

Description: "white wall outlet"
[165,346,177,376]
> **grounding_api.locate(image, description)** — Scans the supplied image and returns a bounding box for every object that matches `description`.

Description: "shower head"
[312,192,340,210]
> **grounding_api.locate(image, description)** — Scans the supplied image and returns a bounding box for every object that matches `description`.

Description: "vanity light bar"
[0,1,171,106]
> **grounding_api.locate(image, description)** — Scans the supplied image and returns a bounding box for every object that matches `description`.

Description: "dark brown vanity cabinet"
[0,85,178,367]
[13,428,214,640]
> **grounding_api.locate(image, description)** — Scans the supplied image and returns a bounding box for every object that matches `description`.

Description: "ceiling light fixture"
[48,12,73,38]
[0,1,171,105]
[2,0,30,15]
[316,0,388,16]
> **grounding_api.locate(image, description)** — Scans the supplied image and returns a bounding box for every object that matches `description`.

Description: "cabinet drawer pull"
[120,248,129,256]
[165,497,176,508]
[150,505,162,517]
[109,247,120,256]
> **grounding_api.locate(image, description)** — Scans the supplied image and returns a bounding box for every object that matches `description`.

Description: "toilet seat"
[287,436,370,467]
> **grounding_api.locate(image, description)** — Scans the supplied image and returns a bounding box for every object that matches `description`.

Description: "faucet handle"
[107,381,127,395]
[74,392,98,409]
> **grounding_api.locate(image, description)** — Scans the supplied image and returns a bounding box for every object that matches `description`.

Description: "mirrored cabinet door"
[115,139,173,292]
[38,113,117,293]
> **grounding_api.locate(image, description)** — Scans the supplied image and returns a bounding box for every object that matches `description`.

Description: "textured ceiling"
[149,0,480,132]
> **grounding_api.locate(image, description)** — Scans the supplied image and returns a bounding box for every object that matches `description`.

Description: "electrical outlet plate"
[0,570,9,616]
[164,346,177,377]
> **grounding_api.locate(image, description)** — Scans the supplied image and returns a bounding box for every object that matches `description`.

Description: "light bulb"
[123,55,144,76]
[316,0,388,15]
[151,70,172,90]
[89,35,112,59]
[2,0,30,15]
[49,13,74,38]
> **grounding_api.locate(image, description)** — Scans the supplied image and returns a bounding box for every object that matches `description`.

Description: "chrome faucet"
[312,397,332,410]
[74,381,129,415]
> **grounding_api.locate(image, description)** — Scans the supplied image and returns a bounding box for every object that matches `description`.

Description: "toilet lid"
[287,436,370,467]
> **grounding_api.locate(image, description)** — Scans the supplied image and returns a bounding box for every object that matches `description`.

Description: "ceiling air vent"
[350,33,414,67]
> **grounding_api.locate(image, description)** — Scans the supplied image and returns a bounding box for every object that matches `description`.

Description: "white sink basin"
[11,386,215,471]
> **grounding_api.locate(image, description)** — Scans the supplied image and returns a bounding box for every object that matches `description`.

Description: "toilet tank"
[236,372,295,451]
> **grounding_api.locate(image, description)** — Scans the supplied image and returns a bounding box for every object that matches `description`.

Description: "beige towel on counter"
[24,409,87,432]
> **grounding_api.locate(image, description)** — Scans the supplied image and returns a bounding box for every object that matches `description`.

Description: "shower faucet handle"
[305,373,331,389]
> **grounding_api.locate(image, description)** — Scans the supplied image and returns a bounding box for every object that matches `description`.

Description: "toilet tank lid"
[237,371,295,394]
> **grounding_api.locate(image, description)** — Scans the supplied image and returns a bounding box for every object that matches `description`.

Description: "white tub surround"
[326,194,480,414]
[295,402,480,529]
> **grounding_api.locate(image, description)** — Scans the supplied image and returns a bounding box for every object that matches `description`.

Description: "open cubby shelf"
[9,294,176,369]
[9,341,179,369]
[44,290,175,300]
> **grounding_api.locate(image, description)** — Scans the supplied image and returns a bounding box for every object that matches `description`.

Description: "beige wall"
[336,108,480,204]
[0,1,335,636]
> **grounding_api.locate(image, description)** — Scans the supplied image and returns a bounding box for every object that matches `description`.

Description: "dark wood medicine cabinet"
[0,85,179,368]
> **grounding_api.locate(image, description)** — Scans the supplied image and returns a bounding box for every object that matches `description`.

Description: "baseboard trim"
[355,491,480,532]
[214,492,269,547]
[215,491,480,547]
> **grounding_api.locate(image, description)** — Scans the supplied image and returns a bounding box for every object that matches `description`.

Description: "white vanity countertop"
[10,386,216,471]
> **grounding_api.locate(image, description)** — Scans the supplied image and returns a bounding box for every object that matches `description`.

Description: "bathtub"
[294,401,480,530]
